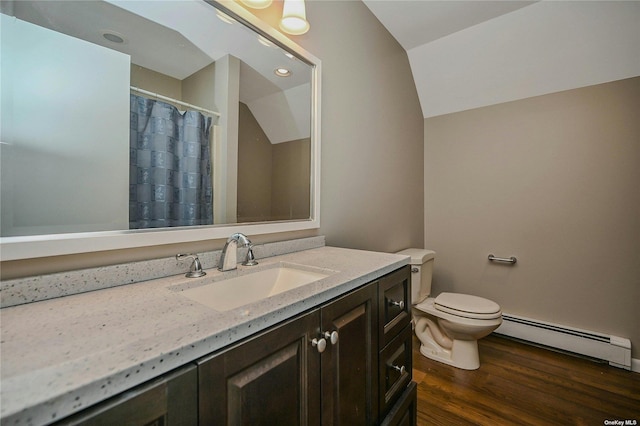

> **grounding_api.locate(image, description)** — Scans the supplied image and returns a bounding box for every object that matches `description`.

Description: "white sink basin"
[178,265,331,311]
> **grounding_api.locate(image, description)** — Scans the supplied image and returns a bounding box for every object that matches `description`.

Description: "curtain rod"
[130,86,221,118]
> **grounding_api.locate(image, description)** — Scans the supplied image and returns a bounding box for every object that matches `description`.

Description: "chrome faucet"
[218,233,258,271]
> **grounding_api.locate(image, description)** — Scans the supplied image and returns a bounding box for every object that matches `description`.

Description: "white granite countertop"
[0,246,409,426]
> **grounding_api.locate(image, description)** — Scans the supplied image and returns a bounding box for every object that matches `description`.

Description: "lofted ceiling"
[362,0,640,118]
[5,0,310,101]
[5,0,638,120]
[3,0,313,144]
[362,0,537,51]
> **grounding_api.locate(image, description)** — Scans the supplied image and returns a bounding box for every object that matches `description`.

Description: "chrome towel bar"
[488,254,517,264]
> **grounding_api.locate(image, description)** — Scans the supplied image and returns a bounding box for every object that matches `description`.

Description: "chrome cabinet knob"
[389,364,406,375]
[388,299,405,309]
[311,337,327,353]
[324,331,339,345]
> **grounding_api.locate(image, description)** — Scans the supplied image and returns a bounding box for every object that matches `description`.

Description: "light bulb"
[280,0,310,35]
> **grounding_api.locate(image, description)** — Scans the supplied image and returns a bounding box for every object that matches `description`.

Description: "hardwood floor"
[412,334,640,425]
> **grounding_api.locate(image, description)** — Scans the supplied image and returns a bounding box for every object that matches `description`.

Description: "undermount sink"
[178,264,332,312]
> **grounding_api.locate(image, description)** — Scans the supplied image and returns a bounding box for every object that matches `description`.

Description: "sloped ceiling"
[362,1,536,50]
[363,0,640,118]
[4,0,311,144]
[7,0,309,96]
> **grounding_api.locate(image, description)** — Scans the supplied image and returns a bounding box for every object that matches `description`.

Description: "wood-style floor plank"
[413,334,640,425]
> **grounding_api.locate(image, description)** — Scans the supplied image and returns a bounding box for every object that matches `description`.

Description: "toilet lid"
[434,293,501,320]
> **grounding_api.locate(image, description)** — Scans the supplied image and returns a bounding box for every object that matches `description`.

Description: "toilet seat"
[433,293,501,320]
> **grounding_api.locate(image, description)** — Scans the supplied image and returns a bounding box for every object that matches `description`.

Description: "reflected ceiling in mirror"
[0,0,321,260]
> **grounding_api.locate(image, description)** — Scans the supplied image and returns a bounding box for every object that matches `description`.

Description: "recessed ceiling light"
[274,68,292,77]
[102,31,126,44]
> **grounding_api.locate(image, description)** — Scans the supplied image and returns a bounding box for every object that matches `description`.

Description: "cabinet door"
[54,364,197,426]
[320,283,378,425]
[198,310,321,426]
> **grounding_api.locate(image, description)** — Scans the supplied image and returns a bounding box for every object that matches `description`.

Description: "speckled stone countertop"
[0,246,409,426]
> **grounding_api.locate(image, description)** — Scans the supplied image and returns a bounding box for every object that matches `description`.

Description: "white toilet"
[397,248,502,370]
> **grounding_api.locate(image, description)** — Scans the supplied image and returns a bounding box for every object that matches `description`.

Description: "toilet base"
[418,334,480,370]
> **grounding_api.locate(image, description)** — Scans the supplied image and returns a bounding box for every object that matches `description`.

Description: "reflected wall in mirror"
[0,0,316,244]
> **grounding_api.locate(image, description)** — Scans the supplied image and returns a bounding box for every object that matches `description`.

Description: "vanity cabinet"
[198,265,414,425]
[53,364,197,426]
[50,266,415,426]
[198,282,378,425]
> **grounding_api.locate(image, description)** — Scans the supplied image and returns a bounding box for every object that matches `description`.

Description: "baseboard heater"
[495,314,631,370]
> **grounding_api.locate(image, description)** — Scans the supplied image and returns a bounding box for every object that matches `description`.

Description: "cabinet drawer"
[381,381,417,426]
[378,266,411,347]
[379,323,412,417]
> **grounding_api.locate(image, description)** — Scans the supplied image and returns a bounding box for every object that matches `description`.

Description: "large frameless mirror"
[0,0,321,260]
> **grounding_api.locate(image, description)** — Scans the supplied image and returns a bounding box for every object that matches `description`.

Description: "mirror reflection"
[0,0,314,238]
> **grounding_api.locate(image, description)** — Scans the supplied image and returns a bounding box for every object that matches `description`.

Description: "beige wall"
[131,62,216,111]
[1,0,424,278]
[130,65,181,99]
[424,77,640,357]
[238,102,312,222]
[238,102,273,222]
[182,62,216,112]
[293,1,425,252]
[272,138,311,221]
[250,1,424,252]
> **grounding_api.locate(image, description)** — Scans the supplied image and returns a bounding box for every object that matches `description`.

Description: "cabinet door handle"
[388,299,405,309]
[311,337,327,353]
[389,364,406,375]
[324,331,339,345]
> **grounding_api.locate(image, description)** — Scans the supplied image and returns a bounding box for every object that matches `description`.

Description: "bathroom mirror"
[0,0,321,260]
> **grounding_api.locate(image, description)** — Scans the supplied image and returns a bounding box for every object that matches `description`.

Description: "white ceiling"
[362,0,640,118]
[4,0,313,143]
[362,0,537,51]
[6,0,310,98]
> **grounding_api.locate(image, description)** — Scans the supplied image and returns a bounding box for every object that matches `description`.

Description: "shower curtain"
[129,94,213,229]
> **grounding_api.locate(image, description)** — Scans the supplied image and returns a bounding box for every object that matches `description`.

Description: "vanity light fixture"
[280,0,310,35]
[274,67,291,77]
[241,0,273,9]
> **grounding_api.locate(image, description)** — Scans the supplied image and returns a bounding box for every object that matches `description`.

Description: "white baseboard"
[495,313,632,370]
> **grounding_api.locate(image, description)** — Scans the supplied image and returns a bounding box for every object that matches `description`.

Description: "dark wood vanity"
[52,266,415,425]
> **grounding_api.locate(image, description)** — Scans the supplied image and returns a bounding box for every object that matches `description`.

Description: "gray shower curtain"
[129,94,213,229]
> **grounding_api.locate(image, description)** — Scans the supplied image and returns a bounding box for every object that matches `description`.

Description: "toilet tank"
[396,249,436,304]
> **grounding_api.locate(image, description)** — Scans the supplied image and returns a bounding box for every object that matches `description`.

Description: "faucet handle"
[176,253,207,278]
[242,244,259,266]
